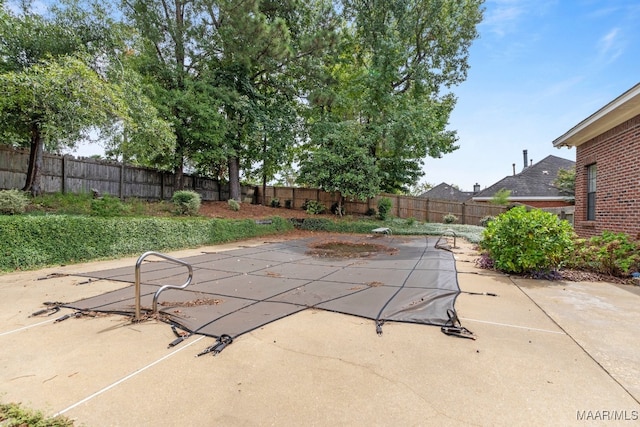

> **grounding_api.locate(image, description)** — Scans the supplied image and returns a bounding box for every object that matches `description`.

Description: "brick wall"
[574,114,640,239]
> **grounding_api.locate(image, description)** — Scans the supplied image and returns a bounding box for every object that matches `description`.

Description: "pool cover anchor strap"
[168,325,192,348]
[441,309,475,340]
[197,334,233,356]
[376,320,385,336]
[54,311,84,323]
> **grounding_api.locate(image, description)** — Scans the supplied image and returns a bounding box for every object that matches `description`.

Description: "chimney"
[473,183,480,194]
[523,149,528,169]
[512,163,516,176]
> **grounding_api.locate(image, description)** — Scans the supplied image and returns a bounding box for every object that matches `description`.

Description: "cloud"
[597,28,624,63]
[481,0,556,37]
[482,1,525,37]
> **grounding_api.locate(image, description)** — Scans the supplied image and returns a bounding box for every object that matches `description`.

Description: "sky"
[422,0,640,191]
[46,0,640,191]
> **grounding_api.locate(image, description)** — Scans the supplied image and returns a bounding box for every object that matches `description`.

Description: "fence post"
[61,156,67,194]
[119,163,124,199]
[160,172,165,200]
[461,202,466,225]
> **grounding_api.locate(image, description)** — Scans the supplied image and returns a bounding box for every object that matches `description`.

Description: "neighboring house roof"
[553,82,640,148]
[473,155,575,202]
[420,183,473,202]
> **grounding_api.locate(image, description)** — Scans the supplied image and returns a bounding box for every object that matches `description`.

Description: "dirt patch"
[306,240,397,259]
[558,269,637,285]
[199,201,334,220]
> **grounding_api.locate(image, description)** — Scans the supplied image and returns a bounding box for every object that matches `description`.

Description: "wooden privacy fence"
[1,146,506,224]
[0,146,252,201]
[257,186,507,226]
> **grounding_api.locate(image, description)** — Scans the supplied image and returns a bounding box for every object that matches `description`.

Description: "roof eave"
[553,82,640,148]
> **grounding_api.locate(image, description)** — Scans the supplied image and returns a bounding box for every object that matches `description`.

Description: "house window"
[586,164,596,221]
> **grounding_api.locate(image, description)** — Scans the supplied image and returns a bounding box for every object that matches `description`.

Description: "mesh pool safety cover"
[61,235,472,352]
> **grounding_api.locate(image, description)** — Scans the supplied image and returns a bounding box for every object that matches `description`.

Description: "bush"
[480,206,574,274]
[0,402,73,427]
[0,215,293,271]
[228,199,241,211]
[566,231,640,277]
[0,189,30,214]
[299,218,332,231]
[172,191,201,216]
[304,200,326,215]
[443,213,458,224]
[365,208,376,216]
[270,198,280,208]
[405,217,416,226]
[91,195,130,217]
[377,197,392,220]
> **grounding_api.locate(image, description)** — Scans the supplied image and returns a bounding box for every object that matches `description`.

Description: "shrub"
[299,218,332,231]
[377,197,392,220]
[284,199,292,209]
[443,213,458,224]
[0,402,73,427]
[406,217,416,226]
[172,190,201,216]
[304,200,326,215]
[227,199,241,211]
[566,231,640,277]
[0,189,30,214]
[270,198,280,208]
[480,206,574,274]
[0,215,293,271]
[365,208,376,216]
[91,195,130,217]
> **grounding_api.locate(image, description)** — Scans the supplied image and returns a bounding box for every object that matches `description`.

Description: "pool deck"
[1,235,639,426]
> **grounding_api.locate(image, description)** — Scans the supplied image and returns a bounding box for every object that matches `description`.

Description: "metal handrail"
[134,251,193,322]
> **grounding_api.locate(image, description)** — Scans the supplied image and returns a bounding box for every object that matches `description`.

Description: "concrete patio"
[1,235,639,426]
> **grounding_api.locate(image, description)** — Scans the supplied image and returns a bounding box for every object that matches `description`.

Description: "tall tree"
[302,0,483,194]
[120,0,225,190]
[0,3,174,194]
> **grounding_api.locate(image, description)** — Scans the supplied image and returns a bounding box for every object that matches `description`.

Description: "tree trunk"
[262,133,267,206]
[174,145,185,191]
[228,156,241,201]
[22,125,44,196]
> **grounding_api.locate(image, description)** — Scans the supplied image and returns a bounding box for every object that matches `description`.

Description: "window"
[586,164,596,221]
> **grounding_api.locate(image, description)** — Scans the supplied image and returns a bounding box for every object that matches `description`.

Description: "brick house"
[553,82,640,239]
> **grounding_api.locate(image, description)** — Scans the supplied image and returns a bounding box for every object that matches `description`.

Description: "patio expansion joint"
[510,276,640,406]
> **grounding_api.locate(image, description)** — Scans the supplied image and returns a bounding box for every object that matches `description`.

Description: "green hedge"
[0,215,292,272]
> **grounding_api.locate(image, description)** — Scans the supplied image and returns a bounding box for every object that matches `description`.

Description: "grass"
[296,216,485,243]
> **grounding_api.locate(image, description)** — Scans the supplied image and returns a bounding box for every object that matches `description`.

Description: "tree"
[303,0,483,194]
[121,0,336,199]
[297,120,380,214]
[553,167,575,196]
[408,180,434,197]
[0,55,174,195]
[490,188,511,205]
[0,2,174,194]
